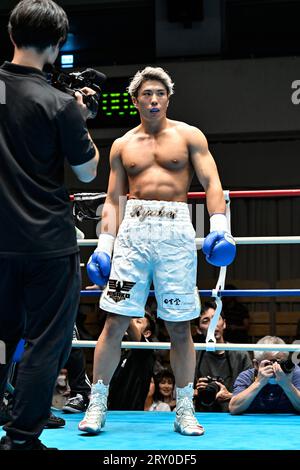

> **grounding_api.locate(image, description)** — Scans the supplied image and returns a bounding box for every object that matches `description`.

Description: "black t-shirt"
[0,62,95,258]
[108,337,155,411]
[195,349,252,412]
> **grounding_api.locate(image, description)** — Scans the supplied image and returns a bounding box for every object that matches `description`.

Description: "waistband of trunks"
[125,199,192,223]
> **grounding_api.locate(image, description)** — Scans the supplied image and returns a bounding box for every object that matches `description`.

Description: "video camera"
[47,67,106,119]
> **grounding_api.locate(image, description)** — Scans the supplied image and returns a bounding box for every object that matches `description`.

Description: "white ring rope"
[72,340,300,352]
[77,236,300,247]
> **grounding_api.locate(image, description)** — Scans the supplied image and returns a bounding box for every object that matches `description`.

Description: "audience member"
[144,377,171,411]
[108,312,156,410]
[153,369,176,411]
[195,301,252,412]
[229,336,300,414]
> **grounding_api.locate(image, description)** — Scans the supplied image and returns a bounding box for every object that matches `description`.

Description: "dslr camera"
[267,358,295,384]
[47,67,106,119]
[197,376,224,406]
[277,358,295,374]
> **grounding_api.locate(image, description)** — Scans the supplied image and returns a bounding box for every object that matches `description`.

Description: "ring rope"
[71,340,300,352]
[77,236,300,247]
[187,189,300,199]
[70,189,300,201]
[80,289,300,297]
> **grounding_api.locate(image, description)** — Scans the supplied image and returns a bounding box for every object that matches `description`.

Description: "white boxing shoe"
[78,380,108,434]
[174,383,204,436]
[174,397,204,436]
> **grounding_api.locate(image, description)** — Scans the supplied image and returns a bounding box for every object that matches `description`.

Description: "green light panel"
[100,91,138,119]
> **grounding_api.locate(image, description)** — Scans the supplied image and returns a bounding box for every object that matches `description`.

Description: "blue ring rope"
[81,289,300,297]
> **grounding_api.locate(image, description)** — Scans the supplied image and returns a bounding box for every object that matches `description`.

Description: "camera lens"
[279,358,295,374]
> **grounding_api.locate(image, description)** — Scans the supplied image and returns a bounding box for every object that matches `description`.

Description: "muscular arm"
[100,138,128,236]
[188,127,225,216]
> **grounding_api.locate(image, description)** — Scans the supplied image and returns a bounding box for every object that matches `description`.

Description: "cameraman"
[194,301,252,412]
[0,0,99,450]
[229,336,300,414]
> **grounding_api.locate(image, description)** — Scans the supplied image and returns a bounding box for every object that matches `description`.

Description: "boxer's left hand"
[202,213,236,267]
[203,231,236,266]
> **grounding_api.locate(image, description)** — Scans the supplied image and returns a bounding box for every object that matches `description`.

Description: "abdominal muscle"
[128,167,193,202]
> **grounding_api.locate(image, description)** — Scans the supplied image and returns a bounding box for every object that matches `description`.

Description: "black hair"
[201,300,217,313]
[144,311,156,337]
[8,0,69,52]
[153,369,175,402]
[200,300,224,319]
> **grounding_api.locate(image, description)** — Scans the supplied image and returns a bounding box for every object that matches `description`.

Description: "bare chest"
[122,134,190,175]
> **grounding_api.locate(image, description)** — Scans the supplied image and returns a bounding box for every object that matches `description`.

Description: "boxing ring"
[3,189,300,453]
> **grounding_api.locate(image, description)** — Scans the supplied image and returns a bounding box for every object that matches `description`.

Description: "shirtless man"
[79,67,236,436]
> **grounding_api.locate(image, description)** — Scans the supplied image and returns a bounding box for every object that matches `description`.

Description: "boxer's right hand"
[87,252,111,286]
[86,233,115,286]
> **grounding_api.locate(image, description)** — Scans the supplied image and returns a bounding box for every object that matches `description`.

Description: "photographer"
[108,312,156,411]
[0,0,99,450]
[194,302,252,412]
[229,336,300,414]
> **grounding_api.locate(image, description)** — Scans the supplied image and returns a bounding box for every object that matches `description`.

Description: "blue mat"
[2,411,300,450]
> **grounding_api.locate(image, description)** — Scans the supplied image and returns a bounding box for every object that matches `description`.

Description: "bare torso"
[120,119,194,202]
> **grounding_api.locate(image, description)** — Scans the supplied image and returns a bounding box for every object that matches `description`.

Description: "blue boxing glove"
[87,233,115,286]
[202,214,236,267]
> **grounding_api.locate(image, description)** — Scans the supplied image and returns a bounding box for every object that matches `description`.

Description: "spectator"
[153,369,176,411]
[144,377,171,412]
[229,336,300,414]
[108,312,156,410]
[195,301,252,412]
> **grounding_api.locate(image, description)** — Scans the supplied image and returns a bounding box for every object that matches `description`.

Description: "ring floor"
[1,411,300,450]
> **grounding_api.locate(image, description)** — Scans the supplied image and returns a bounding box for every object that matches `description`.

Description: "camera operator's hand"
[215,382,232,402]
[75,87,96,120]
[273,361,293,388]
[196,377,209,391]
[257,360,275,386]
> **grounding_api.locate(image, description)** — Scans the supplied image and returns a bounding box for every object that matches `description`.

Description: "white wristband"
[95,233,115,257]
[210,213,228,233]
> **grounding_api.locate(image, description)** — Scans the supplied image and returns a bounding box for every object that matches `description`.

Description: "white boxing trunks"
[100,199,200,322]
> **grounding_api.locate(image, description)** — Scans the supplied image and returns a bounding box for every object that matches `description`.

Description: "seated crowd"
[1,299,300,432]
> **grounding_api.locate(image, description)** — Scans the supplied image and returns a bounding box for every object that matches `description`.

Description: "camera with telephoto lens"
[47,67,106,119]
[197,376,224,406]
[266,358,295,384]
[277,358,295,374]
